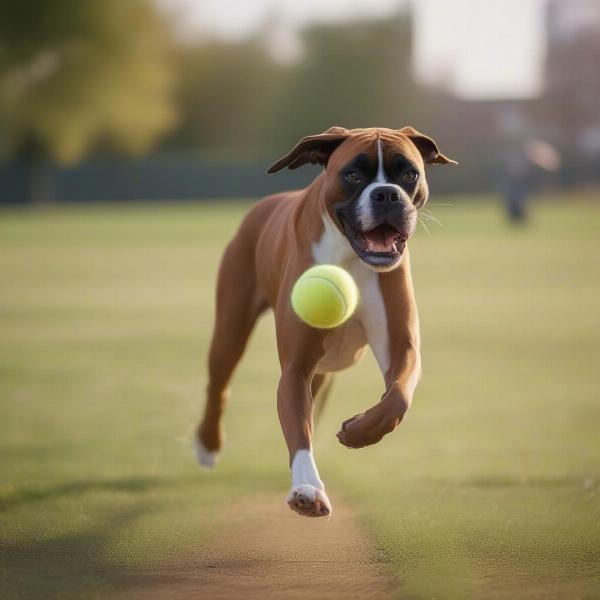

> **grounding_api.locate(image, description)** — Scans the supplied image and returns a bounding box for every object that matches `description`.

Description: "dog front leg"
[336,341,420,448]
[337,257,421,449]
[278,364,332,517]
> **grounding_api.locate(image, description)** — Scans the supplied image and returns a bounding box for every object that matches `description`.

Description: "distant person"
[503,139,561,224]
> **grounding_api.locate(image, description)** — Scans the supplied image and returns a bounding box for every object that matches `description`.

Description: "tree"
[162,39,281,155]
[158,12,425,160]
[264,15,423,151]
[0,0,177,202]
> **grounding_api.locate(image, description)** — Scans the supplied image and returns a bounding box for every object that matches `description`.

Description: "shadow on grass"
[0,506,148,600]
[0,476,165,511]
[0,467,293,598]
[0,470,286,599]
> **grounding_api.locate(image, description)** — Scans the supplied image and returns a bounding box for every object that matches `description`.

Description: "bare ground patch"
[118,492,394,600]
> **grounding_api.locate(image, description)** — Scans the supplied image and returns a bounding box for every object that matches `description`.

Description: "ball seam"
[298,275,347,320]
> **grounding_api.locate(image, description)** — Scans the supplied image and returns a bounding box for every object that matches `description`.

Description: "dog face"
[268,127,457,270]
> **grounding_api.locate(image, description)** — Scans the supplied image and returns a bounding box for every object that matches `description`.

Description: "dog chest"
[316,318,368,374]
[312,213,391,376]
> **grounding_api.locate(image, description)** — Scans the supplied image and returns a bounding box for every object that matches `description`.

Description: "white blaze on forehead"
[356,139,387,230]
[375,138,385,182]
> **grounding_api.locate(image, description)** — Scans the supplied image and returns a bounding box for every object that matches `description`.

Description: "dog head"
[268,126,457,271]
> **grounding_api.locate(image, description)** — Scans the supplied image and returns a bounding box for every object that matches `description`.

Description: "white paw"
[287,484,332,518]
[194,439,219,469]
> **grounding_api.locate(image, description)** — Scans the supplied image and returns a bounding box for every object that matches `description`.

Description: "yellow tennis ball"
[291,265,359,329]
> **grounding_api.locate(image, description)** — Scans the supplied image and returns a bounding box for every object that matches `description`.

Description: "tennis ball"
[291,264,359,329]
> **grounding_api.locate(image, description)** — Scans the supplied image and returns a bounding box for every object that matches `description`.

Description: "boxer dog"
[195,127,456,517]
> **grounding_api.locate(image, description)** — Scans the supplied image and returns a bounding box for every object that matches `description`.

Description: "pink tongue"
[364,225,397,252]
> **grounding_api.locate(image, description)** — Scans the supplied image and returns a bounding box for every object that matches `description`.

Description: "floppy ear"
[399,126,458,166]
[267,126,350,174]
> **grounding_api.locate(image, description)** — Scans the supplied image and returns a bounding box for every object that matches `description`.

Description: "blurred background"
[1,2,599,599]
[1,0,599,205]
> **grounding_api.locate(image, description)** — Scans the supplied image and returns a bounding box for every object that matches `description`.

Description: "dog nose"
[370,185,401,204]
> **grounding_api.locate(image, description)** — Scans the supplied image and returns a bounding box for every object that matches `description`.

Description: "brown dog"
[196,127,456,517]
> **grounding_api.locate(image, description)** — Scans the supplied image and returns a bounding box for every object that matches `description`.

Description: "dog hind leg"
[196,236,267,468]
[312,372,334,425]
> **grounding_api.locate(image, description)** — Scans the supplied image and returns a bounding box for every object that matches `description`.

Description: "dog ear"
[399,126,458,166]
[267,127,350,174]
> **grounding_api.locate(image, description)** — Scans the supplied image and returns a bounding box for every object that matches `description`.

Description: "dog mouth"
[339,217,408,267]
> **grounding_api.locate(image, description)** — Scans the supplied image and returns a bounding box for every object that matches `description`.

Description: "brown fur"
[197,127,455,470]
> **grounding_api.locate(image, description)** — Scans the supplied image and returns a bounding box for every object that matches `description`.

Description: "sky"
[158,0,548,100]
[413,0,547,99]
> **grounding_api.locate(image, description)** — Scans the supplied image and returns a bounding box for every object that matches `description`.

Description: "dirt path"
[120,492,394,599]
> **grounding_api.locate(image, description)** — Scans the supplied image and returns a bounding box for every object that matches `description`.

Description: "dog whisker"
[417,214,431,235]
[419,210,443,228]
[419,205,443,224]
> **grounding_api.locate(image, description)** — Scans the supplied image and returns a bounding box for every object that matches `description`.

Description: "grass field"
[1,195,599,599]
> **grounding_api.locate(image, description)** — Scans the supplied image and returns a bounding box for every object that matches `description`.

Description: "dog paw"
[337,409,401,448]
[194,439,219,469]
[287,484,331,518]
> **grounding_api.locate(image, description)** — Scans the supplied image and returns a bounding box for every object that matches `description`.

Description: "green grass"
[1,195,599,599]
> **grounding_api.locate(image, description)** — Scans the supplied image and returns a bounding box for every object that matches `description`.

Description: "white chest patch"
[312,214,390,376]
[312,212,354,266]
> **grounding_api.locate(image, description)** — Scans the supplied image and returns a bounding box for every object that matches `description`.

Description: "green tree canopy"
[162,39,281,155]
[160,13,423,158]
[265,16,421,150]
[0,0,177,163]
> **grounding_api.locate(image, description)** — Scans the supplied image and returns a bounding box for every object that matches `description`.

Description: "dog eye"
[402,170,418,183]
[344,172,362,184]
